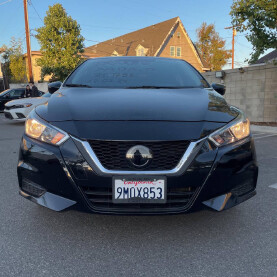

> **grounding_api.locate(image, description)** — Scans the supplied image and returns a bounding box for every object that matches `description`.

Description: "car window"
[64,58,210,89]
[5,89,16,97]
[13,90,24,97]
[16,89,25,96]
[0,89,11,97]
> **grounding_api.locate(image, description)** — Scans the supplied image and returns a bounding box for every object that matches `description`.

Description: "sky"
[0,0,258,69]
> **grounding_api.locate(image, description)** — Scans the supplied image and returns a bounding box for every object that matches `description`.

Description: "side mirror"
[48,81,62,94]
[212,83,226,96]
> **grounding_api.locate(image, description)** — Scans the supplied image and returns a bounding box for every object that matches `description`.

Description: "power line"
[0,0,12,6]
[28,0,43,23]
[81,23,136,31]
[222,34,248,39]
[236,41,252,50]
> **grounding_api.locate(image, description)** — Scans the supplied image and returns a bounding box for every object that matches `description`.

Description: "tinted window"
[6,89,16,97]
[0,89,11,96]
[65,58,209,89]
[11,90,23,97]
[15,89,25,96]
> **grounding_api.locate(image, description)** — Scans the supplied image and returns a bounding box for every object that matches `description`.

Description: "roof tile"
[84,17,179,57]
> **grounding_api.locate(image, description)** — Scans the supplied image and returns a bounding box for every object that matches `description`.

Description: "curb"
[251,125,277,134]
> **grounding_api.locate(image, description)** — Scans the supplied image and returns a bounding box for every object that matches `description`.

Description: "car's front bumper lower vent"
[21,178,46,197]
[80,185,199,213]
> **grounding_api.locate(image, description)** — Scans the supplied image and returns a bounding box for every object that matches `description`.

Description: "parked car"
[18,57,258,215]
[4,92,51,121]
[0,88,44,112]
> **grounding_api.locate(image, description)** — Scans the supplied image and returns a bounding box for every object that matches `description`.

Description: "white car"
[4,93,51,121]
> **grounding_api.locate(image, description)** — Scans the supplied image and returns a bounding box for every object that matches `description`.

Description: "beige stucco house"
[84,17,210,72]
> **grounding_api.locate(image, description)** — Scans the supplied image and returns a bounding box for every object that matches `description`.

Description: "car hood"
[36,87,238,123]
[5,97,47,106]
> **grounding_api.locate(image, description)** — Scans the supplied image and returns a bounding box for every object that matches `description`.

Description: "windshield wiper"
[125,86,192,89]
[64,84,93,88]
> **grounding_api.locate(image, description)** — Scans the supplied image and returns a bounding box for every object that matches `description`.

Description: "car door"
[0,89,24,110]
[0,89,16,110]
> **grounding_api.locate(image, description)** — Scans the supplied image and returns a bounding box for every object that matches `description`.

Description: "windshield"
[0,89,11,96]
[64,58,210,89]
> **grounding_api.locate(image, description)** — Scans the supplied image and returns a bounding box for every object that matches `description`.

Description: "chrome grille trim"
[71,137,206,176]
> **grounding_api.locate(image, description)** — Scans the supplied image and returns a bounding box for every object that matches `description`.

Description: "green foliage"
[196,23,232,71]
[0,38,27,83]
[36,3,85,81]
[230,0,277,63]
[9,39,27,82]
[0,45,12,84]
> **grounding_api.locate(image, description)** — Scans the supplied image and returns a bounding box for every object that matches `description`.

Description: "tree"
[0,38,27,83]
[9,38,27,82]
[196,23,232,71]
[36,4,85,81]
[0,45,11,83]
[230,0,277,63]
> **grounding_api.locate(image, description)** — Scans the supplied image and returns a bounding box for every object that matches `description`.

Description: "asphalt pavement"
[0,113,277,277]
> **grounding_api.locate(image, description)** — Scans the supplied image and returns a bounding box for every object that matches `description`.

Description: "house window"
[137,47,145,56]
[176,47,181,57]
[177,32,180,38]
[170,46,175,56]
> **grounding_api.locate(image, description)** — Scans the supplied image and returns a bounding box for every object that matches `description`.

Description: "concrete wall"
[202,64,277,122]
[10,82,49,93]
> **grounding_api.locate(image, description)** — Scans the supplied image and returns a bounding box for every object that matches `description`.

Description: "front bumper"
[17,134,258,215]
[4,108,28,121]
[19,189,76,211]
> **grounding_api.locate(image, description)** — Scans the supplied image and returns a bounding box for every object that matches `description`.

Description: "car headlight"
[209,112,250,147]
[5,103,32,109]
[25,112,69,145]
[11,103,33,109]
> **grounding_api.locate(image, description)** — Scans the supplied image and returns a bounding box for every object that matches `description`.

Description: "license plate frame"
[112,176,167,204]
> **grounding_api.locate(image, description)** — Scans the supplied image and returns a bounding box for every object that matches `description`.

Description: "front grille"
[4,112,13,119]
[89,140,190,170]
[80,185,199,213]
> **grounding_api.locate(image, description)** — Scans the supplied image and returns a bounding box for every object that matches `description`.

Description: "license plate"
[113,176,167,204]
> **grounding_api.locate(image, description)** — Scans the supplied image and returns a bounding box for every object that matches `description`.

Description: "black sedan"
[18,57,258,215]
[0,88,26,111]
[0,88,44,111]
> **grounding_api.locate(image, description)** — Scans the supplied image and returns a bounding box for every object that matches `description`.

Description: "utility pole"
[225,26,237,69]
[23,0,33,83]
